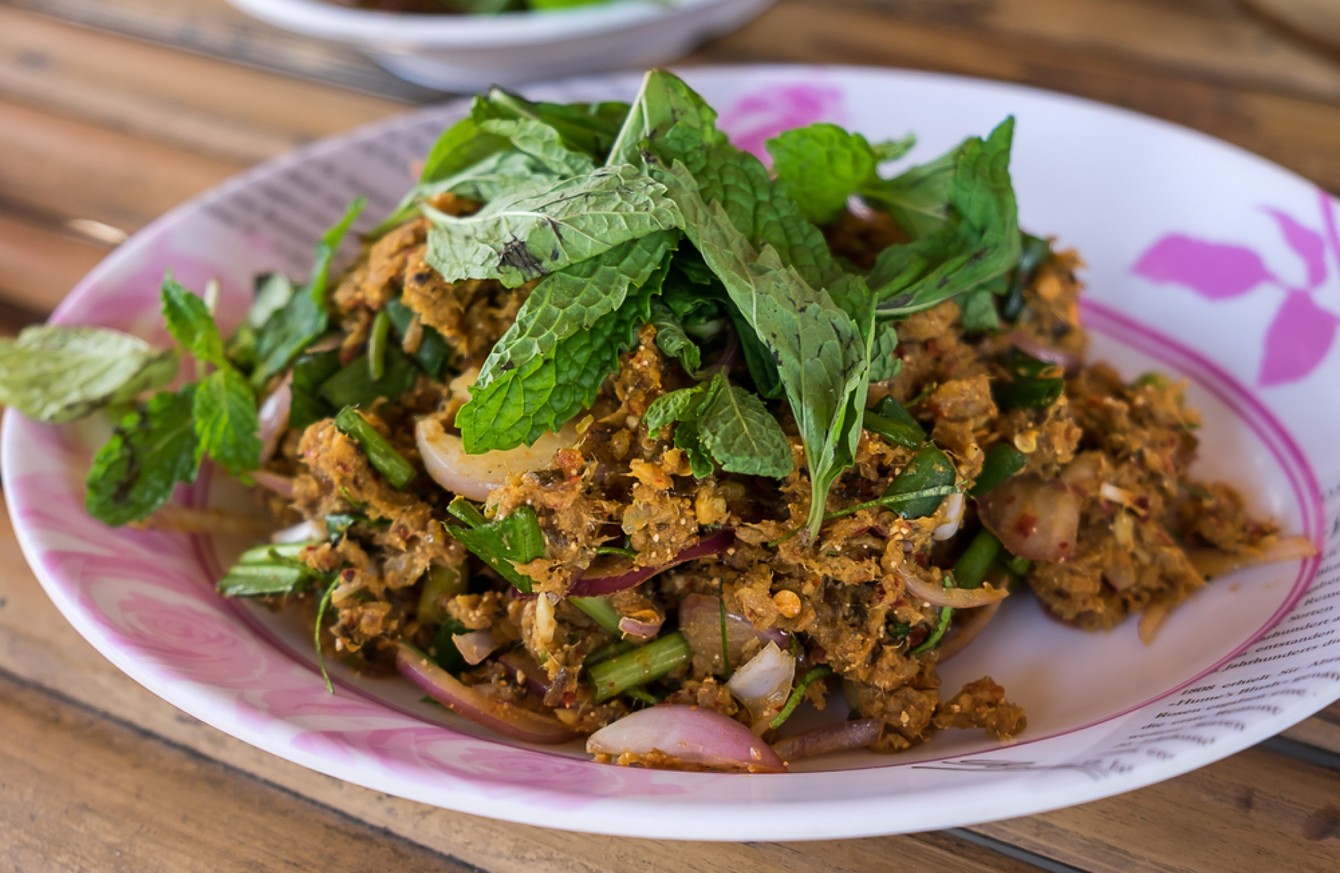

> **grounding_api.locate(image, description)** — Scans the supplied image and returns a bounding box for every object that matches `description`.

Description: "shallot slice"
[569,529,735,597]
[451,630,499,666]
[257,376,293,463]
[395,643,575,745]
[771,718,883,763]
[898,567,1009,609]
[415,417,576,502]
[678,593,790,673]
[726,642,795,726]
[977,474,1082,562]
[586,704,786,773]
[250,470,295,499]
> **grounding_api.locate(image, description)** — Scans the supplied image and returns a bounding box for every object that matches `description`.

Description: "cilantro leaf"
[162,276,227,368]
[0,325,177,423]
[85,387,199,526]
[868,117,1021,317]
[423,163,681,287]
[473,230,675,390]
[253,197,366,384]
[767,123,877,225]
[455,259,668,452]
[193,368,261,477]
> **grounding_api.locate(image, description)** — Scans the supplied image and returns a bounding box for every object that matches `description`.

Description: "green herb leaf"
[607,69,729,175]
[423,163,682,287]
[767,123,877,225]
[868,118,1021,317]
[193,368,261,477]
[456,255,670,452]
[867,322,901,382]
[317,344,419,410]
[85,386,199,526]
[0,325,177,423]
[430,618,472,675]
[162,276,227,368]
[649,300,703,376]
[253,197,366,383]
[884,445,957,518]
[476,116,597,177]
[384,298,451,379]
[443,497,544,593]
[473,230,674,391]
[334,407,417,489]
[645,373,792,479]
[288,349,342,432]
[861,146,957,239]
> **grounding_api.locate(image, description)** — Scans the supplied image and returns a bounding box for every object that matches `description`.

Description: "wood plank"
[1282,701,1340,755]
[973,743,1340,871]
[0,210,110,315]
[692,2,1340,193]
[0,671,467,872]
[0,0,439,101]
[0,505,1038,872]
[0,7,403,165]
[0,97,243,232]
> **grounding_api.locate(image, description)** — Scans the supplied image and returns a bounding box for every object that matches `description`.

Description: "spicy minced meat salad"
[1,71,1315,772]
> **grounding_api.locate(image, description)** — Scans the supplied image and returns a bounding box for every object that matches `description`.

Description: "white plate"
[4,66,1338,841]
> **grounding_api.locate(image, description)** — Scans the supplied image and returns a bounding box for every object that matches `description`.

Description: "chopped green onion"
[970,442,1027,496]
[217,541,323,597]
[952,528,1001,589]
[585,639,635,668]
[769,665,832,730]
[417,563,466,626]
[334,406,416,488]
[367,309,391,381]
[587,631,691,703]
[571,595,622,635]
[718,595,731,676]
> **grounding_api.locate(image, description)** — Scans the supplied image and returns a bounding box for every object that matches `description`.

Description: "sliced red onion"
[497,648,552,697]
[270,519,322,544]
[932,492,965,541]
[586,704,786,773]
[250,469,295,499]
[977,474,1082,563]
[771,718,882,763]
[935,600,1003,661]
[257,375,292,463]
[617,612,664,640]
[678,593,790,673]
[1186,535,1316,579]
[725,642,795,725]
[416,417,576,503]
[569,529,735,597]
[451,630,499,666]
[394,643,575,745]
[899,567,1009,609]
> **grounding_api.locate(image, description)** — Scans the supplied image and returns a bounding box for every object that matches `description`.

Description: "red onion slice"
[1006,330,1080,372]
[257,375,292,463]
[678,593,790,673]
[451,630,499,666]
[586,705,786,773]
[617,613,664,640]
[569,529,734,597]
[496,649,552,697]
[772,718,882,763]
[394,643,575,745]
[725,642,795,725]
[977,474,1082,563]
[899,568,1009,609]
[250,470,295,499]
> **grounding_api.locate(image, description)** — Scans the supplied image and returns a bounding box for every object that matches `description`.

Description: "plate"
[4,66,1338,841]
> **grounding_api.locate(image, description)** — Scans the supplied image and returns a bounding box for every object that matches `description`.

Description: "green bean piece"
[863,396,926,448]
[367,309,391,381]
[884,445,957,518]
[417,563,467,626]
[952,528,1001,589]
[969,442,1027,497]
[587,631,692,703]
[334,406,417,488]
[768,665,832,730]
[571,595,623,636]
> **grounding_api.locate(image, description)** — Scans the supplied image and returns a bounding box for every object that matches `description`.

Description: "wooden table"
[1,1,1337,869]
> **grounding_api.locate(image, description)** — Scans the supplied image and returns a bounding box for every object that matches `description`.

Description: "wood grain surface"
[0,1,1337,870]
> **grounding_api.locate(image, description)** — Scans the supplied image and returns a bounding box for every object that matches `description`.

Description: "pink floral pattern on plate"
[1132,190,1340,386]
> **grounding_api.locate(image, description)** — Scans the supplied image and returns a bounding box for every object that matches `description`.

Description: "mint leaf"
[657,163,869,534]
[649,300,703,376]
[643,374,792,479]
[861,147,957,239]
[871,134,917,162]
[457,260,667,453]
[476,88,629,159]
[608,69,728,175]
[444,498,544,593]
[476,116,597,177]
[85,387,199,525]
[162,276,226,368]
[423,163,681,287]
[868,322,901,382]
[643,380,712,437]
[0,325,177,423]
[193,368,261,477]
[767,123,877,225]
[868,118,1021,316]
[254,198,366,383]
[474,230,674,390]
